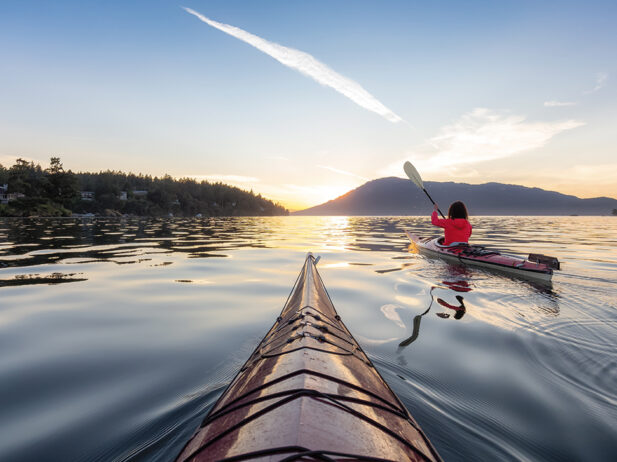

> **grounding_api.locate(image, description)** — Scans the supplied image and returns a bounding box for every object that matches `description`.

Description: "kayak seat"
[435,238,469,248]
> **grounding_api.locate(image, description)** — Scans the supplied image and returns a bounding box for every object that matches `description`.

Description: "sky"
[1,0,616,210]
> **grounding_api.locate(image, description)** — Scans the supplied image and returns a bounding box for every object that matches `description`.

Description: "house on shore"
[0,184,26,204]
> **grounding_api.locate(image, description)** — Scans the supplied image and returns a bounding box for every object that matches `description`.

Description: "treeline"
[0,158,288,217]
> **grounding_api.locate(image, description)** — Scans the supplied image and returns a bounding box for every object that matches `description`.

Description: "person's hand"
[433,204,439,211]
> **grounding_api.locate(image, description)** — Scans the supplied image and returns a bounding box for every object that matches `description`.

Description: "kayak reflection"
[441,280,472,292]
[399,280,470,348]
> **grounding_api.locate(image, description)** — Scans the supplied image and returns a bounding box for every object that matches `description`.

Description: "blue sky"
[1,0,615,209]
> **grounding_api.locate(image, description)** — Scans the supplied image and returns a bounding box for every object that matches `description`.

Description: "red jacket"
[431,211,472,245]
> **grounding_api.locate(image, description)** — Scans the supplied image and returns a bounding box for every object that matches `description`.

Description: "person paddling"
[431,201,472,245]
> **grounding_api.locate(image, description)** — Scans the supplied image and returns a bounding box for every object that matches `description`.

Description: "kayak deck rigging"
[176,254,442,462]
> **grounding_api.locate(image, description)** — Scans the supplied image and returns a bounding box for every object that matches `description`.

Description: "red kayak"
[176,253,443,461]
[406,231,559,281]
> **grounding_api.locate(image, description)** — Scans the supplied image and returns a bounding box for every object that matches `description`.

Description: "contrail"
[183,7,403,123]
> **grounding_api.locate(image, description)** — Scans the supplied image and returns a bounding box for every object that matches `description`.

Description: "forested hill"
[0,158,288,217]
[294,177,617,216]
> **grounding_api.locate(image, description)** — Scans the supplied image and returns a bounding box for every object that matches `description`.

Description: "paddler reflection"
[435,295,466,320]
[399,280,470,348]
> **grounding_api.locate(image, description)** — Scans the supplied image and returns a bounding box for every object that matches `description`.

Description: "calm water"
[1,217,616,461]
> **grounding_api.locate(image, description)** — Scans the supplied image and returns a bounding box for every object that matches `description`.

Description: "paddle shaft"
[423,188,446,219]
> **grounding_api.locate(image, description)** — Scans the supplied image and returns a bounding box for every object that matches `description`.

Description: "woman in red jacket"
[431,201,472,245]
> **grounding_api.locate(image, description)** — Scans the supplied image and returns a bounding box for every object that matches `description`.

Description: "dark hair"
[448,201,468,219]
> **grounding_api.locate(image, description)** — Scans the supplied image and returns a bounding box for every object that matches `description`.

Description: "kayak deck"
[405,231,554,281]
[176,254,442,461]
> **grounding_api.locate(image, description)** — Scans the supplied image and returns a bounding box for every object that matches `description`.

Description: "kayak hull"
[405,231,553,281]
[176,254,442,461]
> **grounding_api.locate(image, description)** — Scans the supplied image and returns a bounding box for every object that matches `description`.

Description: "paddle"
[398,287,435,347]
[403,161,446,219]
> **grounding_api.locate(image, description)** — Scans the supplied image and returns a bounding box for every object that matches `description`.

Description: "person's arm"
[431,205,447,228]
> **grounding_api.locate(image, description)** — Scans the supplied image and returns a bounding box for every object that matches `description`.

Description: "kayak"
[176,253,443,462]
[405,231,560,281]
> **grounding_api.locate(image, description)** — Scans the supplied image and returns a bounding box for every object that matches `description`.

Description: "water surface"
[1,216,616,461]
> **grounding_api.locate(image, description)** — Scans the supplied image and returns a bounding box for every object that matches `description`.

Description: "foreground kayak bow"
[176,253,442,461]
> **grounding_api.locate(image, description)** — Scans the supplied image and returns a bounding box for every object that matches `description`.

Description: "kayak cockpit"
[434,237,470,249]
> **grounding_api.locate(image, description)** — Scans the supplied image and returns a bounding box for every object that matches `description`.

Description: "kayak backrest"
[435,237,470,249]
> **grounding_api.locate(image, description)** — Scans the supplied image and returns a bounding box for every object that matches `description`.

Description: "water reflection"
[1,216,616,462]
[0,272,87,287]
[442,280,472,292]
[0,216,430,286]
[398,281,469,348]
[435,296,466,320]
[398,287,435,347]
[0,218,284,286]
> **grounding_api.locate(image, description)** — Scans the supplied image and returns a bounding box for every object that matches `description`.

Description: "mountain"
[294,177,617,216]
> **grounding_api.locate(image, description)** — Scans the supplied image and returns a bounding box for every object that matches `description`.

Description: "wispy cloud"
[497,162,617,199]
[584,72,608,94]
[318,165,368,181]
[255,182,355,209]
[280,183,352,202]
[543,163,617,185]
[380,108,584,176]
[186,174,260,184]
[544,100,576,107]
[380,304,406,329]
[183,7,402,123]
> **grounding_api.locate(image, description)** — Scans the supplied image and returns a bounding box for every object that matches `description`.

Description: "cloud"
[318,165,368,181]
[281,183,352,200]
[183,7,402,123]
[254,182,355,209]
[545,163,617,185]
[380,108,585,176]
[584,72,608,94]
[544,100,576,107]
[186,174,260,184]
[496,162,617,199]
[380,304,406,328]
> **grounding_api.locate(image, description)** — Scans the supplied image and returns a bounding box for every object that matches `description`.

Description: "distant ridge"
[294,177,617,216]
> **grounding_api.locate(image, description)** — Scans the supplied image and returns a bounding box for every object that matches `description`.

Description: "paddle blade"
[403,161,423,189]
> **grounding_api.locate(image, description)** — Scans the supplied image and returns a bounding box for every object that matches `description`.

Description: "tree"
[48,157,64,175]
[45,157,80,207]
[0,163,8,184]
[9,158,46,197]
[2,157,288,216]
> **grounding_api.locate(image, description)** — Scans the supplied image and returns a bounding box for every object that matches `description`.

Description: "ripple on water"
[0,216,616,461]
